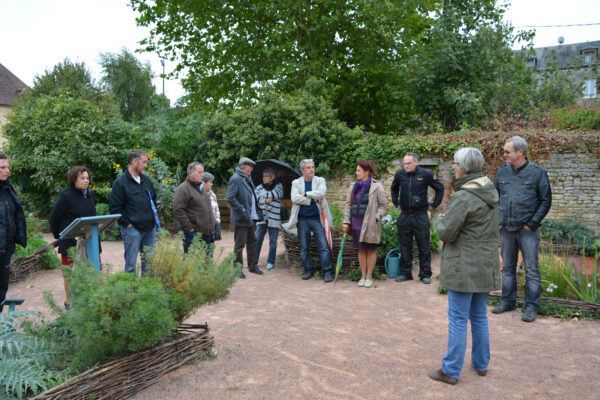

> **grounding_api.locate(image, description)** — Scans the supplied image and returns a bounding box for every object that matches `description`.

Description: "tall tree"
[130,0,438,133]
[21,58,111,109]
[99,49,157,122]
[407,0,537,131]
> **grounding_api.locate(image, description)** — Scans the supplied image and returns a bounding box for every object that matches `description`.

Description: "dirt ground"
[7,233,600,400]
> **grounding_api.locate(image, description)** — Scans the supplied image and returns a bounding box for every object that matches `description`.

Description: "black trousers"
[0,251,14,313]
[396,212,432,279]
[233,224,258,270]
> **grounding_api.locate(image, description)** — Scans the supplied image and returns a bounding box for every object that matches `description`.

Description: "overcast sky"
[1,0,599,104]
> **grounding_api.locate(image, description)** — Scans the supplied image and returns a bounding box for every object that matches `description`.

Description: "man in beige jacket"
[283,159,333,282]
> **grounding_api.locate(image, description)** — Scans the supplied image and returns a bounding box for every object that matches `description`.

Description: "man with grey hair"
[391,152,444,284]
[492,136,552,322]
[109,149,157,275]
[227,157,264,278]
[173,162,216,253]
[283,159,334,282]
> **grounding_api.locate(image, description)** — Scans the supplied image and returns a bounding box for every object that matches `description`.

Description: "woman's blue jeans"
[256,224,279,265]
[442,290,490,379]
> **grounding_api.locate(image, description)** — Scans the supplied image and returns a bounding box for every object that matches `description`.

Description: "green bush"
[52,263,181,370]
[145,231,239,322]
[540,218,597,256]
[4,95,141,215]
[95,203,121,241]
[553,106,600,130]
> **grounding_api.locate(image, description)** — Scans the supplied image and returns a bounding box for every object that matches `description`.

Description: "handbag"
[212,222,222,241]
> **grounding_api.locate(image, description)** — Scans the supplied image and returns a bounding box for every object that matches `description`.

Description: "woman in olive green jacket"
[428,147,500,385]
[342,160,389,288]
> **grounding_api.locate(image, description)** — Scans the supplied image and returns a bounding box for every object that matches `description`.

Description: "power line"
[514,22,600,28]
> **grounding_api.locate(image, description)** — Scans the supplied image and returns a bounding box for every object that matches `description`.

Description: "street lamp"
[158,54,167,96]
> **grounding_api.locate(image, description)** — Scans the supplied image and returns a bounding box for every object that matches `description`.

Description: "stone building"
[0,63,27,144]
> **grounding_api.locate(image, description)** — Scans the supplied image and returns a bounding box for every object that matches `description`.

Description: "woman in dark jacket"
[0,154,27,313]
[50,166,97,310]
[428,147,500,385]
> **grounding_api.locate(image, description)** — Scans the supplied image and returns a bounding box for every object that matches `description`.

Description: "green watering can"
[385,249,401,278]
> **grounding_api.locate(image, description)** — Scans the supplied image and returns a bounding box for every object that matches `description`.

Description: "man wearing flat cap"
[226,157,264,278]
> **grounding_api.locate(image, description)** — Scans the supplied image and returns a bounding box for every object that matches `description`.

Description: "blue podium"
[60,215,121,270]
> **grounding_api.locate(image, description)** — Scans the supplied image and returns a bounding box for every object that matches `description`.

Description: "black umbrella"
[251,159,301,199]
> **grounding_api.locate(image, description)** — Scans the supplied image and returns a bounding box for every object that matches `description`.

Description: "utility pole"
[158,54,167,96]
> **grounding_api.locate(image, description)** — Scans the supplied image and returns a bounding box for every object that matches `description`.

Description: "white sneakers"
[358,279,373,288]
[266,263,274,270]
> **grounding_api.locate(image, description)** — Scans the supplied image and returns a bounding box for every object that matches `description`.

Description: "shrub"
[553,106,600,130]
[540,218,597,256]
[145,231,239,322]
[0,311,69,399]
[95,203,120,241]
[53,263,181,370]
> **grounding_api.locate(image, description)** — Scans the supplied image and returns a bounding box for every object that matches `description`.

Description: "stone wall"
[213,140,600,235]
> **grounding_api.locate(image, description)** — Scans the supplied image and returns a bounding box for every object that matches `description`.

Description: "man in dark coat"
[109,149,157,276]
[492,136,552,322]
[226,157,264,279]
[391,153,444,284]
[0,154,27,312]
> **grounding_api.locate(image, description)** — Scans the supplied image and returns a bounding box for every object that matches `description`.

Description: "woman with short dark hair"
[50,165,98,310]
[342,160,389,288]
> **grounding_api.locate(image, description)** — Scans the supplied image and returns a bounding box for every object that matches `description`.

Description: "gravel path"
[8,233,600,400]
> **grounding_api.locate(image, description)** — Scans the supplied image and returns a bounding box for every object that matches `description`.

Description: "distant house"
[0,63,27,143]
[524,40,600,103]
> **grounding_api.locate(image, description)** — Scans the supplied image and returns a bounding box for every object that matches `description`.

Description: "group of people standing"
[1,137,553,388]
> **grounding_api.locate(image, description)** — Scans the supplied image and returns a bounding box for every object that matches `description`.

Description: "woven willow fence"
[9,255,45,284]
[34,324,214,400]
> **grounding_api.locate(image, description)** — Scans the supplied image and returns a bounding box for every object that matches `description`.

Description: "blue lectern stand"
[60,214,121,271]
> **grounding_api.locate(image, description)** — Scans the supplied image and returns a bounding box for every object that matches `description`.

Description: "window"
[583,79,597,99]
[582,49,597,64]
[527,57,537,67]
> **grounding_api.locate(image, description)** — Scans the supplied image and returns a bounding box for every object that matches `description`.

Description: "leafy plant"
[329,204,343,229]
[145,231,239,322]
[0,311,70,399]
[539,218,597,256]
[553,105,600,130]
[95,203,120,241]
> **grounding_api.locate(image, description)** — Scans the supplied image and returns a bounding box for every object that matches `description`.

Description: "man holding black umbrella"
[226,157,264,278]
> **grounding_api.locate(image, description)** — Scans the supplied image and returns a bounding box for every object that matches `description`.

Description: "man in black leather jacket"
[492,136,552,322]
[0,154,27,312]
[391,153,444,284]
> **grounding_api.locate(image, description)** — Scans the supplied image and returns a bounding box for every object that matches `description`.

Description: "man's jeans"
[442,291,490,380]
[256,224,279,265]
[182,229,214,256]
[396,212,432,279]
[121,226,156,276]
[499,227,541,310]
[297,216,332,274]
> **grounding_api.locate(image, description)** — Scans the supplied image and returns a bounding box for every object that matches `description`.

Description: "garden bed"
[9,254,46,284]
[34,323,214,400]
[282,230,359,275]
[488,293,599,317]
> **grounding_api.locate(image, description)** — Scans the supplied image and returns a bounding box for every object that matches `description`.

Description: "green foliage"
[144,151,182,223]
[195,85,363,182]
[4,95,142,215]
[50,262,181,370]
[19,58,114,112]
[539,218,597,256]
[95,203,121,241]
[376,206,402,266]
[131,0,437,133]
[438,285,448,294]
[145,231,239,322]
[99,48,157,122]
[553,106,600,130]
[13,234,61,269]
[329,204,343,229]
[533,59,582,111]
[0,312,70,399]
